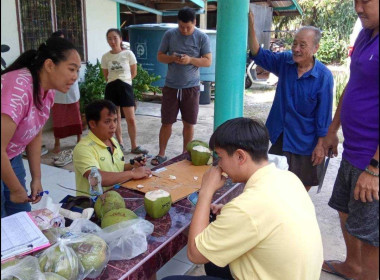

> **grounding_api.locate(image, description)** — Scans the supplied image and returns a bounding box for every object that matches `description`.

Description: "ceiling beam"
[112,0,163,15]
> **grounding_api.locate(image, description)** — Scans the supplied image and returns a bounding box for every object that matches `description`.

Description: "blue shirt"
[250,48,333,155]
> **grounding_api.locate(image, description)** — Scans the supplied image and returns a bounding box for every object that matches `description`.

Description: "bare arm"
[102,69,108,82]
[1,114,30,203]
[157,51,177,64]
[248,11,260,56]
[130,64,137,79]
[25,131,43,203]
[83,167,151,186]
[157,51,212,68]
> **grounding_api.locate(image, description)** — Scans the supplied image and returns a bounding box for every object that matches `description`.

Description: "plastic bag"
[43,272,67,280]
[97,219,154,260]
[1,256,45,280]
[268,154,289,170]
[68,218,154,261]
[38,229,110,279]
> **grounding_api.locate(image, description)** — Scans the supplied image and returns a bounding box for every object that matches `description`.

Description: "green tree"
[273,0,357,64]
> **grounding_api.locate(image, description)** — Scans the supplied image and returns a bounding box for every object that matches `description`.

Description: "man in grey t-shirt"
[151,7,212,166]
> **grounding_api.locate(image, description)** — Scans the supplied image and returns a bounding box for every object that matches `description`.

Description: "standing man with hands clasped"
[248,11,334,191]
[321,0,379,279]
[151,7,212,166]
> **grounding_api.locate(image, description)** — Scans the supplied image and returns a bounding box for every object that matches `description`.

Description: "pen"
[28,191,49,199]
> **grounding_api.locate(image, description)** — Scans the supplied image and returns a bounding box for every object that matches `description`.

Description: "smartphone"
[173,52,183,58]
[188,192,199,206]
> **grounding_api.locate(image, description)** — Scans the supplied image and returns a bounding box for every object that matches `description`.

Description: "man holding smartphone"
[151,7,212,166]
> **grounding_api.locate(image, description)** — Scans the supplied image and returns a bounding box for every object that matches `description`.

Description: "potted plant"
[132,64,161,103]
[79,59,106,129]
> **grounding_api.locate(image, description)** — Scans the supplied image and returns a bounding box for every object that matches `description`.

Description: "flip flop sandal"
[322,260,355,280]
[151,155,167,166]
[131,146,149,155]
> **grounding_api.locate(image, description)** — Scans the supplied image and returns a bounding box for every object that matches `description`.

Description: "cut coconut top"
[145,189,170,201]
[192,145,211,153]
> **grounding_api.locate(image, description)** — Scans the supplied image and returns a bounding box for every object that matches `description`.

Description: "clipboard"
[1,211,50,263]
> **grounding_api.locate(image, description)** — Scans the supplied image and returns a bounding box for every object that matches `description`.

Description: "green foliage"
[273,0,357,64]
[79,60,106,113]
[334,72,349,108]
[132,64,162,100]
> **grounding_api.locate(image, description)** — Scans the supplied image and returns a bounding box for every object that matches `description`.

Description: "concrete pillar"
[214,0,249,129]
[199,0,208,29]
[157,15,162,23]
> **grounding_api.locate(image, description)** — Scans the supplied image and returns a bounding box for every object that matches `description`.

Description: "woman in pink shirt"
[1,37,81,217]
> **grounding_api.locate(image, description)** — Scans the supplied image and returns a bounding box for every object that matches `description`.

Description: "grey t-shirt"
[158,28,211,89]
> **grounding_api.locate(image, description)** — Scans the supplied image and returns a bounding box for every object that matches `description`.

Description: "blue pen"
[28,190,49,199]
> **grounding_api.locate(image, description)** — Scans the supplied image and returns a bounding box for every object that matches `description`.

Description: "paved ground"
[39,85,347,279]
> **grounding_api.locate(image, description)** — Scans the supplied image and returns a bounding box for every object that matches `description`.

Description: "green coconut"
[38,245,80,280]
[186,140,209,153]
[191,145,212,166]
[101,208,138,229]
[43,272,67,280]
[94,190,125,219]
[144,190,172,219]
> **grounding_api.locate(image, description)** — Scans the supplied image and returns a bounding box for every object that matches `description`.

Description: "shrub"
[132,64,161,101]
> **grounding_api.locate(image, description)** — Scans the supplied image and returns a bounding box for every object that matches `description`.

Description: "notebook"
[1,211,50,262]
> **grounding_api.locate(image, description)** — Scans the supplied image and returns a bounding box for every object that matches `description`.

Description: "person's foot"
[322,260,360,280]
[150,155,167,166]
[131,146,149,155]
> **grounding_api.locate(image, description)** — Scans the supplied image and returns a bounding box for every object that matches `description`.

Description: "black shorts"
[328,159,379,247]
[105,79,135,107]
[269,133,324,187]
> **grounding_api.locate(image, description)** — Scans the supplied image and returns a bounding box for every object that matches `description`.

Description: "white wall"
[1,0,21,67]
[85,0,117,65]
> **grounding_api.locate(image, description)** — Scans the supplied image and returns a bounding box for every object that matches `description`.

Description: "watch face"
[370,158,379,168]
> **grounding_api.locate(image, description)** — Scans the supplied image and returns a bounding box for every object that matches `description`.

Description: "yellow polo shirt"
[73,131,125,196]
[195,163,323,280]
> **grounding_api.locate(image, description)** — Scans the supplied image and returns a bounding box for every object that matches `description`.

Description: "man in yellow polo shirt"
[163,118,323,280]
[73,100,151,196]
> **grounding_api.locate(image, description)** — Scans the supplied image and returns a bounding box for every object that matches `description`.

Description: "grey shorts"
[328,158,379,247]
[269,134,323,186]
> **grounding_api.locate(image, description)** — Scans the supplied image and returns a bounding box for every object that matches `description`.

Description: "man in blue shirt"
[248,11,333,191]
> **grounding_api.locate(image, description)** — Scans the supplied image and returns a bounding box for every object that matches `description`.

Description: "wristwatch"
[369,158,379,169]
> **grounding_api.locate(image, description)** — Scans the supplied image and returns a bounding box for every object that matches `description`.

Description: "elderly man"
[248,12,333,191]
[322,0,379,279]
[73,100,151,196]
[151,7,212,166]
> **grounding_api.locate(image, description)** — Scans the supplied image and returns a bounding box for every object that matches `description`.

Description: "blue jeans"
[1,155,31,218]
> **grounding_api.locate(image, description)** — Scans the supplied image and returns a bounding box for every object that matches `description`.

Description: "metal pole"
[214,0,249,129]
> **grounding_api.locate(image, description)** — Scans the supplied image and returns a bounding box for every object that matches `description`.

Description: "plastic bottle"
[88,167,103,201]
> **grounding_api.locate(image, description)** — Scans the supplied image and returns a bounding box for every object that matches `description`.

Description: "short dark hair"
[85,100,117,127]
[178,7,196,23]
[51,30,64,38]
[209,118,269,162]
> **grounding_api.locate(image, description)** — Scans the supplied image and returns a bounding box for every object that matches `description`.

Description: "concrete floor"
[37,90,347,279]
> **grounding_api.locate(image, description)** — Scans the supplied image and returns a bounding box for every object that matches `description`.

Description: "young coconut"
[144,190,172,219]
[94,191,125,219]
[186,140,209,153]
[101,208,138,229]
[191,145,212,166]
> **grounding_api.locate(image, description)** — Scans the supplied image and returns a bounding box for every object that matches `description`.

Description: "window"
[18,0,86,61]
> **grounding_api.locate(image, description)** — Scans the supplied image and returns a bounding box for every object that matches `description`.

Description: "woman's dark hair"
[106,28,124,49]
[85,99,117,127]
[209,117,269,163]
[178,7,196,23]
[1,37,77,110]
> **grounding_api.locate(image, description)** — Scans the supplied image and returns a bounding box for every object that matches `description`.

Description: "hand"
[311,144,325,166]
[133,155,147,167]
[200,166,226,195]
[210,203,224,215]
[322,130,339,157]
[30,179,43,204]
[248,10,255,31]
[9,188,30,204]
[175,54,191,65]
[354,170,379,202]
[131,167,151,180]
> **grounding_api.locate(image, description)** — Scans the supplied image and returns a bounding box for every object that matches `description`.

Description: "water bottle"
[88,167,103,201]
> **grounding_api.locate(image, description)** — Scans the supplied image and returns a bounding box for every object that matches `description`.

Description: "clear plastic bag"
[1,256,45,280]
[43,272,67,280]
[268,154,289,170]
[68,218,154,261]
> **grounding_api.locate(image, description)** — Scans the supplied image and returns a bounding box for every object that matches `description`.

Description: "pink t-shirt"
[1,68,55,159]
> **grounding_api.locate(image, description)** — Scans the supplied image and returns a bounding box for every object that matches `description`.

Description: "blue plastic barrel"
[128,24,216,87]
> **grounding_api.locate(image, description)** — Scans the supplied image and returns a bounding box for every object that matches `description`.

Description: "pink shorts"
[161,86,200,125]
